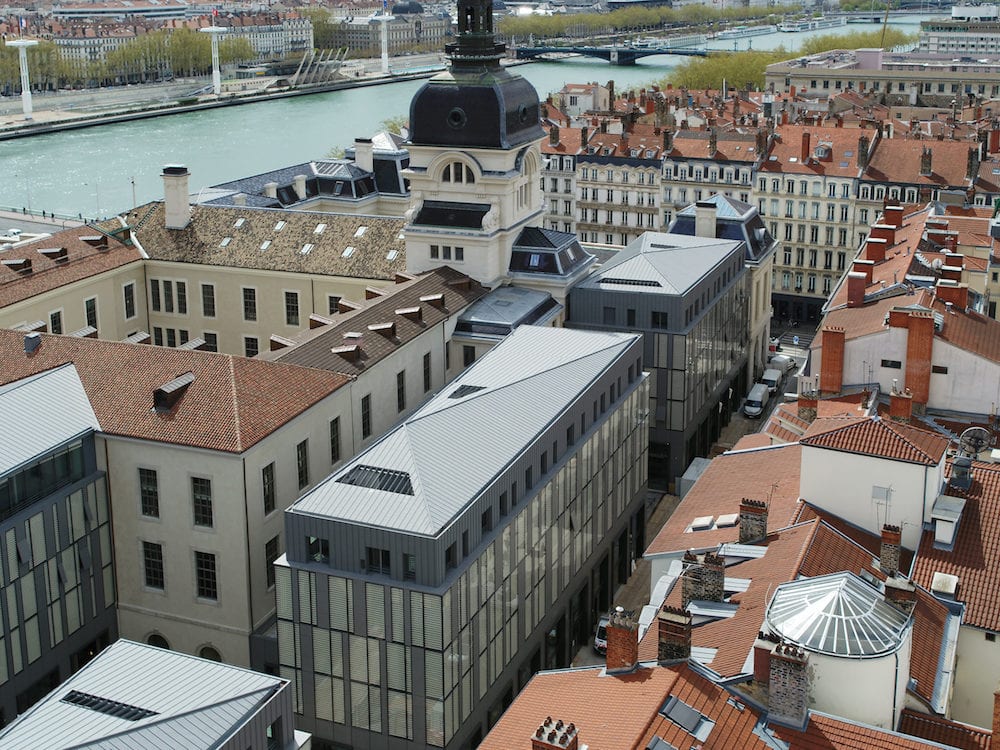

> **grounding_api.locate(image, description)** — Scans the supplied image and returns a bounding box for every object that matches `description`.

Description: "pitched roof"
[0,225,142,308]
[290,325,640,536]
[0,329,348,453]
[0,364,100,476]
[264,268,488,376]
[761,124,866,177]
[898,709,992,750]
[668,130,762,163]
[644,444,802,556]
[128,202,405,281]
[913,459,1000,631]
[0,640,287,750]
[864,138,976,188]
[931,296,1000,364]
[799,416,949,466]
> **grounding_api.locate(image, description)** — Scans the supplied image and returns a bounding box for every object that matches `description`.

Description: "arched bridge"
[512,45,707,65]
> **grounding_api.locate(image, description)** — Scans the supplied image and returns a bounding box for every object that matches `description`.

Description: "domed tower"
[403,0,556,288]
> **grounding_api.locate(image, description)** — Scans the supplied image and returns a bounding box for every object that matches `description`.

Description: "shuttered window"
[424,595,442,650]
[299,573,316,625]
[410,592,424,647]
[424,651,443,699]
[329,577,352,632]
[315,674,333,722]
[276,567,293,619]
[366,584,385,638]
[349,634,367,684]
[313,627,331,674]
[278,621,296,667]
[391,588,404,643]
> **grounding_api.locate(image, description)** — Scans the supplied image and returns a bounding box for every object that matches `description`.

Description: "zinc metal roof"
[765,572,911,658]
[0,640,287,750]
[574,232,743,297]
[0,363,99,477]
[290,325,640,536]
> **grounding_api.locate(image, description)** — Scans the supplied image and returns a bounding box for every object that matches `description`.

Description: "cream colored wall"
[0,262,147,340]
[102,384,356,666]
[144,261,386,355]
[799,445,941,550]
[951,624,1000,728]
[808,633,912,729]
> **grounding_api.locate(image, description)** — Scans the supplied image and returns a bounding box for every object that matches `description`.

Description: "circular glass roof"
[765,572,911,657]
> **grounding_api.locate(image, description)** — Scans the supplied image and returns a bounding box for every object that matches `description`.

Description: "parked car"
[760,368,783,394]
[744,383,770,418]
[594,614,610,655]
[768,353,797,373]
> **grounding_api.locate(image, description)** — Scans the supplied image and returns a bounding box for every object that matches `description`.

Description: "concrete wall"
[951,624,1000,728]
[799,445,941,551]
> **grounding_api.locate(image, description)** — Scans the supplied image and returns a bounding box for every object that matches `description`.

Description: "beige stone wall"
[0,261,147,341]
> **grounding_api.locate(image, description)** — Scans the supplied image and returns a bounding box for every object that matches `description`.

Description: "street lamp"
[8,39,39,121]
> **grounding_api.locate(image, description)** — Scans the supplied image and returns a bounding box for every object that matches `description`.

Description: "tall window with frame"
[329,417,341,464]
[242,287,257,322]
[284,291,300,326]
[123,282,136,319]
[396,370,406,413]
[262,462,276,515]
[361,394,372,439]
[423,352,432,393]
[296,440,309,489]
[143,541,164,590]
[195,551,218,600]
[201,283,216,318]
[85,298,98,330]
[192,477,213,527]
[139,468,159,518]
[265,536,280,588]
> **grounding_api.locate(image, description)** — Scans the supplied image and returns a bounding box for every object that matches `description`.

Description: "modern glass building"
[275,325,649,749]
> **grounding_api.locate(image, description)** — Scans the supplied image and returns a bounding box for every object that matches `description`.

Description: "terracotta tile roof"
[864,138,978,187]
[478,663,683,750]
[773,711,952,749]
[264,268,488,375]
[0,225,143,308]
[761,124,867,177]
[0,329,347,453]
[913,459,1000,631]
[731,432,772,450]
[899,709,992,750]
[931,297,1000,364]
[800,415,950,466]
[668,130,761,162]
[541,126,586,155]
[583,126,663,160]
[482,659,950,750]
[129,202,405,281]
[644,444,802,556]
[640,522,818,677]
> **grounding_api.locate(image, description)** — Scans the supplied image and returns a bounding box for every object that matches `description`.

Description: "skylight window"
[314,223,327,235]
[61,691,158,722]
[219,237,231,248]
[301,243,314,255]
[274,220,286,232]
[260,240,271,251]
[659,696,714,741]
[354,226,367,238]
[342,246,355,258]
[386,250,398,261]
[233,218,246,228]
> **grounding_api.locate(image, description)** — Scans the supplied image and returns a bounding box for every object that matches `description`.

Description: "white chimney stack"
[354,138,374,173]
[264,182,278,199]
[162,165,191,230]
[694,201,717,239]
[293,174,307,201]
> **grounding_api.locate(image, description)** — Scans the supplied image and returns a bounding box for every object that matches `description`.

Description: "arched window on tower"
[442,162,475,184]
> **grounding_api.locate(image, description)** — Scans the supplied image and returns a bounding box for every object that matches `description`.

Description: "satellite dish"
[959,426,993,457]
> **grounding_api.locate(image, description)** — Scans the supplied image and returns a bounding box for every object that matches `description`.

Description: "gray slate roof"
[290,325,639,536]
[574,232,743,296]
[0,363,99,477]
[0,640,287,750]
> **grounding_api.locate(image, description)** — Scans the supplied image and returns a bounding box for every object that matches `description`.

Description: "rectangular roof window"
[354,226,367,238]
[274,220,286,232]
[315,223,327,234]
[219,237,231,248]
[301,243,314,255]
[343,246,355,258]
[260,240,271,251]
[233,218,246,228]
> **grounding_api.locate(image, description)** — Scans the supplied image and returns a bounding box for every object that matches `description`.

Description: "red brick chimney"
[889,386,913,424]
[884,576,917,614]
[657,605,692,661]
[820,326,845,395]
[883,205,904,229]
[852,259,875,284]
[869,223,896,247]
[604,607,639,674]
[935,280,969,310]
[753,631,781,684]
[531,717,579,750]
[797,392,818,422]
[865,237,888,263]
[801,131,811,162]
[880,524,902,576]
[769,642,810,728]
[847,271,868,308]
[888,308,909,328]
[905,311,935,406]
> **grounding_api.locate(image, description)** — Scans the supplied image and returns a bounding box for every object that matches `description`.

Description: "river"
[0,14,933,218]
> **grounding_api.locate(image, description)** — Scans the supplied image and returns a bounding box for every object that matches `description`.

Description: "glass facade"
[277,381,649,748]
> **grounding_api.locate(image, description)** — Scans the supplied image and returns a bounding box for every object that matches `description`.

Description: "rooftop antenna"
[959,426,993,458]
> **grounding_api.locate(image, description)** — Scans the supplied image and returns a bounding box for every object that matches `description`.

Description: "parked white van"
[768,354,797,373]
[760,368,782,394]
[744,383,770,418]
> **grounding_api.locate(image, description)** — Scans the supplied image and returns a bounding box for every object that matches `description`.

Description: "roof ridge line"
[884,419,938,462]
